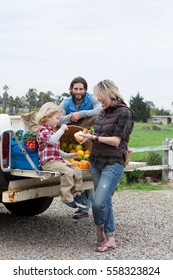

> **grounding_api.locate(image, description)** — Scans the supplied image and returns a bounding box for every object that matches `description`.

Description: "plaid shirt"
[37,124,65,166]
[90,103,134,169]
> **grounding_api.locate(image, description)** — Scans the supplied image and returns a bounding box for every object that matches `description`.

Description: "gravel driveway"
[0,188,173,260]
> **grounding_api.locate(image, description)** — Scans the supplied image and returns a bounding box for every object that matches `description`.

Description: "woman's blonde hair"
[36,102,62,125]
[93,79,124,102]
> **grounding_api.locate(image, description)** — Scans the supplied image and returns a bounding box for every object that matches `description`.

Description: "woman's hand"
[77,132,92,139]
[76,132,93,143]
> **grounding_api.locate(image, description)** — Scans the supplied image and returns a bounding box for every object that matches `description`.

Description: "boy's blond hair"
[36,102,62,125]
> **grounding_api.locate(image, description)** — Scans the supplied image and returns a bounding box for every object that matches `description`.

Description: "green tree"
[9,96,14,114]
[145,100,155,109]
[155,108,171,116]
[129,92,150,122]
[20,96,28,109]
[38,91,55,107]
[145,100,156,115]
[46,90,56,102]
[55,92,70,105]
[26,88,38,112]
[14,96,22,114]
[2,85,9,113]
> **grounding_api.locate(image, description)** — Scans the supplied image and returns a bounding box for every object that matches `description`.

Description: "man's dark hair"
[69,76,88,92]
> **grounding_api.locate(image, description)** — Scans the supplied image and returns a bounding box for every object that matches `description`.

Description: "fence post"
[168,138,173,181]
[162,138,173,182]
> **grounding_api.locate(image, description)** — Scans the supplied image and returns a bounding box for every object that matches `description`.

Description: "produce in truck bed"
[61,138,90,170]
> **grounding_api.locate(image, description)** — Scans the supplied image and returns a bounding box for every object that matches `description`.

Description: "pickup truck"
[0,114,92,216]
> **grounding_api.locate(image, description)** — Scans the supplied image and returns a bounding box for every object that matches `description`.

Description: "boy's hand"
[69,153,78,159]
[61,124,68,131]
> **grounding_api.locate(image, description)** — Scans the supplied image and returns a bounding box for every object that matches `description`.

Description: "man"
[59,76,102,128]
[59,76,102,219]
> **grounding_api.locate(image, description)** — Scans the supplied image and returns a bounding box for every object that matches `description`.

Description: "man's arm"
[59,100,72,124]
[79,95,102,118]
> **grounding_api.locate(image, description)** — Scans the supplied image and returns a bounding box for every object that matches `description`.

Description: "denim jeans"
[90,163,124,236]
[78,188,94,213]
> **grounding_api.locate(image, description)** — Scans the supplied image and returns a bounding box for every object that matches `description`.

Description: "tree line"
[0,85,171,122]
[0,85,70,115]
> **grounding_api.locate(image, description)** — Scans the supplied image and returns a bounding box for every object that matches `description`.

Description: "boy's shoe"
[65,201,78,209]
[73,210,89,219]
[74,197,87,209]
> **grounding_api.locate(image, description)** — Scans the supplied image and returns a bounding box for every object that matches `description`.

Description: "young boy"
[36,102,86,209]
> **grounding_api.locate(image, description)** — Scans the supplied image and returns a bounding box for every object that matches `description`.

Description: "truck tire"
[3,197,54,216]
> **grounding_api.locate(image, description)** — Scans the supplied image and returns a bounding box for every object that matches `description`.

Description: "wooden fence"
[125,138,173,182]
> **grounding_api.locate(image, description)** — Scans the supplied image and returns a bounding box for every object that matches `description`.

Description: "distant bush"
[143,152,162,181]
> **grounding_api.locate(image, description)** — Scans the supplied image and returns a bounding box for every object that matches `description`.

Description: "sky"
[0,0,173,111]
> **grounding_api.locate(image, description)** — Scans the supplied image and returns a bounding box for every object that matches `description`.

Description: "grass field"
[128,122,173,161]
[116,122,173,190]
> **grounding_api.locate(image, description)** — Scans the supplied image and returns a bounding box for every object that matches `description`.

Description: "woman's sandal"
[96,241,116,253]
[96,238,106,247]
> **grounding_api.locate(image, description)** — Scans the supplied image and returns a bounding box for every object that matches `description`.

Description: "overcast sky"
[1,0,173,111]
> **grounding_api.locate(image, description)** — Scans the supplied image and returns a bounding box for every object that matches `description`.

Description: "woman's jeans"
[90,163,124,236]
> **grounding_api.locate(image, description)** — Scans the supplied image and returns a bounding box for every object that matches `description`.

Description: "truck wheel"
[3,197,54,216]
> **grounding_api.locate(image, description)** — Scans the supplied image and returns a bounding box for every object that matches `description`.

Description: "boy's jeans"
[78,188,94,213]
[90,163,124,236]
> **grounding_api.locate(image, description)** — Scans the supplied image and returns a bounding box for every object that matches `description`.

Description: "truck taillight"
[2,132,10,169]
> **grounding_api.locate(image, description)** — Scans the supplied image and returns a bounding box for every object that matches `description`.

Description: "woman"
[78,80,134,252]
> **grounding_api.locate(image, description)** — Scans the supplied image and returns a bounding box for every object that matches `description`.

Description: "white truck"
[0,114,92,216]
